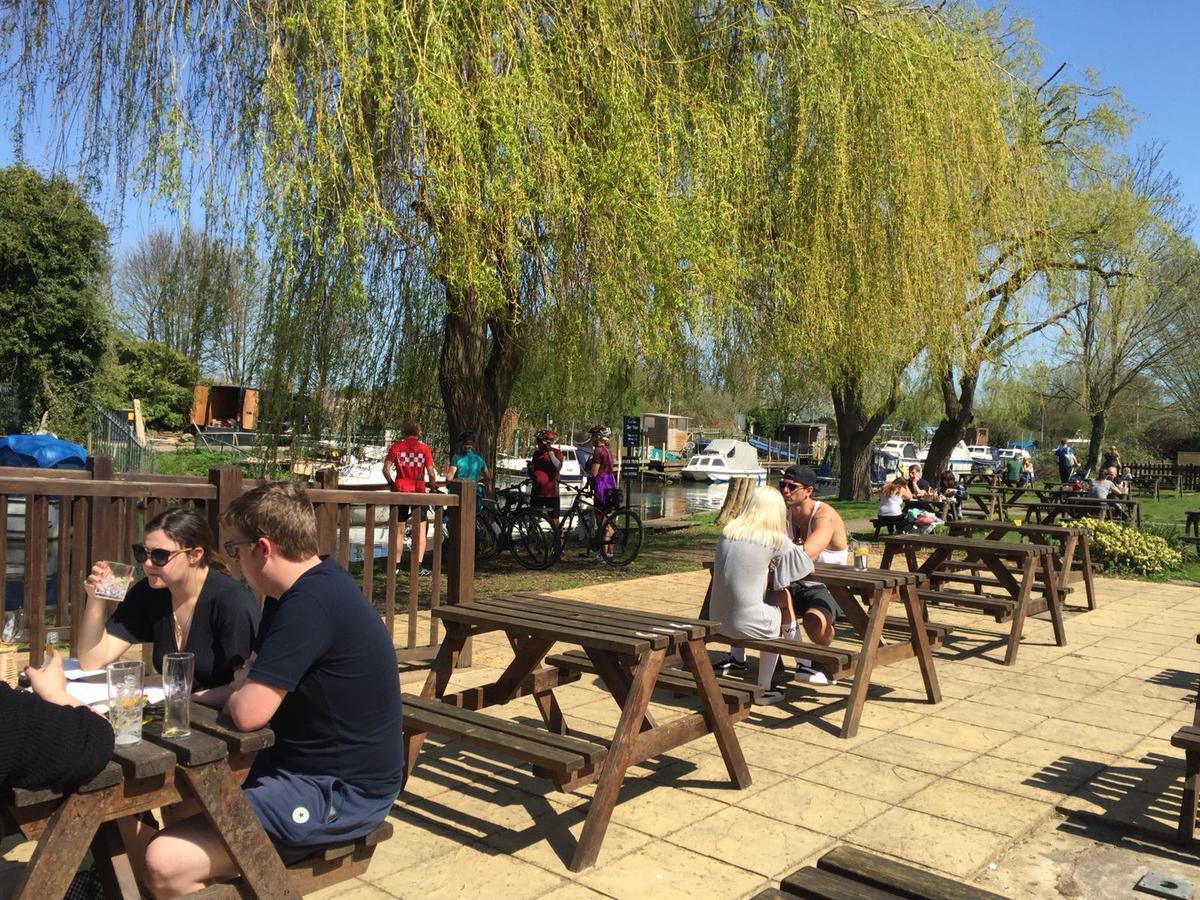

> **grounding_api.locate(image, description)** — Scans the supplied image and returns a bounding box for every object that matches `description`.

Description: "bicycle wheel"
[507,508,558,570]
[599,507,643,566]
[475,508,500,562]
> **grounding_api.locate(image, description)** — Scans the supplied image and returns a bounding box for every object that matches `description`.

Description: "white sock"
[782,621,798,640]
[758,651,780,692]
[730,646,746,663]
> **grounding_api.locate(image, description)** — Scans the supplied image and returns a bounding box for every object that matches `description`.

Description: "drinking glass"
[106,660,144,745]
[162,652,194,737]
[95,562,136,601]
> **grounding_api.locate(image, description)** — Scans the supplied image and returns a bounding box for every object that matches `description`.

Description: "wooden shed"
[189,385,260,430]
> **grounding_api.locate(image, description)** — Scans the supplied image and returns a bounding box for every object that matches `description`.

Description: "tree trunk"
[922,369,978,479]
[715,476,755,526]
[831,372,901,500]
[437,285,524,470]
[1085,409,1106,476]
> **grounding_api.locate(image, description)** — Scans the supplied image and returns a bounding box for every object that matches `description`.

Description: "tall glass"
[106,660,144,745]
[162,652,194,737]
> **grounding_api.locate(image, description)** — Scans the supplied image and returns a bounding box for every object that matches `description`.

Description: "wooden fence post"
[445,479,475,607]
[208,466,244,567]
[25,495,49,666]
[314,469,339,557]
[86,455,118,564]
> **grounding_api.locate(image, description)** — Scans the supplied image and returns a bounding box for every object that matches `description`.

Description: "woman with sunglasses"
[76,508,260,697]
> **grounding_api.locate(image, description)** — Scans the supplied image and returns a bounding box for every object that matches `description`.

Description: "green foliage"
[0,164,109,431]
[97,335,198,430]
[1074,518,1182,576]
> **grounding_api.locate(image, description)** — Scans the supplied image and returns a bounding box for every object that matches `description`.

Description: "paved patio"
[4,566,1199,898]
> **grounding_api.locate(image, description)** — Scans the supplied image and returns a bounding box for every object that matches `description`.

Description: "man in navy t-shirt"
[140,482,403,895]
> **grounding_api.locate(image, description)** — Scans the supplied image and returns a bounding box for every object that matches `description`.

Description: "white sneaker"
[795,663,834,686]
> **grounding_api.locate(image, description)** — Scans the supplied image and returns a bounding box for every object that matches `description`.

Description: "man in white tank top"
[779,465,848,651]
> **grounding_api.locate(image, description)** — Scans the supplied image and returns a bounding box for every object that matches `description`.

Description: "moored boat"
[680,439,767,484]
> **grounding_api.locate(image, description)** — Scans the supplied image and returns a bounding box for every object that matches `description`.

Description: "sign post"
[621,416,641,478]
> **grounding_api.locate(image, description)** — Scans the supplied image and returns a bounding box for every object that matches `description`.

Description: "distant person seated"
[1018,458,1035,485]
[1088,466,1128,518]
[937,470,964,519]
[709,486,814,705]
[905,477,940,514]
[1004,454,1022,485]
[876,478,911,532]
[904,464,927,497]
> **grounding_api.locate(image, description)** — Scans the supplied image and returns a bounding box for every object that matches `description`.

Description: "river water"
[497,472,730,520]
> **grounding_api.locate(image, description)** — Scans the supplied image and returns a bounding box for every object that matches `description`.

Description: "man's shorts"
[787,582,840,624]
[395,503,430,524]
[243,767,399,864]
[530,495,560,516]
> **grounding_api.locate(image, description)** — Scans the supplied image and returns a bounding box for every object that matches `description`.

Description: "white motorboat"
[917,440,976,474]
[681,439,767,484]
[966,444,997,468]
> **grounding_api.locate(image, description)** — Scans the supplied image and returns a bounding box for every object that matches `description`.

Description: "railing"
[90,405,155,473]
[1125,463,1200,492]
[0,457,473,668]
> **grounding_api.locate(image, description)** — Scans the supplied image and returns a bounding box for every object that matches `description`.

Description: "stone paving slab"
[3,566,1200,898]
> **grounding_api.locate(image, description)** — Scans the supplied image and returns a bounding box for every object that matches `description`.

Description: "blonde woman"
[709,486,814,704]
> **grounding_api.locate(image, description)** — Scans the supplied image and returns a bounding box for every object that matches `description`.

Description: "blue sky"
[1005,0,1200,236]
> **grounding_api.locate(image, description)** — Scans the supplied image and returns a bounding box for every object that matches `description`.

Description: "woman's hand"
[83,560,110,602]
[25,650,79,707]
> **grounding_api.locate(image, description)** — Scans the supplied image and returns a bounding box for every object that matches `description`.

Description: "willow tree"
[716,2,1051,498]
[4,0,766,463]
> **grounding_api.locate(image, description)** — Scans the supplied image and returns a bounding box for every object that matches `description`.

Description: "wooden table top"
[880,533,1053,558]
[434,593,716,655]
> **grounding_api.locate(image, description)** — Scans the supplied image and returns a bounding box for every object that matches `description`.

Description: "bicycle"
[551,482,644,566]
[475,480,558,570]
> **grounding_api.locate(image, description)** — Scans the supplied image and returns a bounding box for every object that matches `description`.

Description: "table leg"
[1078,534,1097,611]
[585,647,658,733]
[11,788,107,900]
[1003,556,1038,666]
[178,763,297,900]
[839,592,890,739]
[92,820,143,899]
[679,638,751,787]
[1041,553,1067,648]
[420,628,469,700]
[571,647,667,872]
[901,583,941,704]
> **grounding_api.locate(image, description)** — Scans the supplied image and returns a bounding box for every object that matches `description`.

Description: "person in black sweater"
[0,651,114,793]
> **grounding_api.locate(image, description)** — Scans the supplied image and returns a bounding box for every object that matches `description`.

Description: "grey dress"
[709,536,814,639]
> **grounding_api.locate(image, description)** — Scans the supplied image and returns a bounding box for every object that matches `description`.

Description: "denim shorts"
[243,767,399,864]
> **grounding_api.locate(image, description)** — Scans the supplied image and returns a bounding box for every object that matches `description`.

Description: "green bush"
[1074,518,1182,576]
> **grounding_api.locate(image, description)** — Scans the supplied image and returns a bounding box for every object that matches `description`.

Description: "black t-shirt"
[106,569,260,689]
[249,557,403,795]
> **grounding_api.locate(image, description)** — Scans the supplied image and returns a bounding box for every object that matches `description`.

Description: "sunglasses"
[778,481,810,493]
[131,544,193,567]
[223,538,259,559]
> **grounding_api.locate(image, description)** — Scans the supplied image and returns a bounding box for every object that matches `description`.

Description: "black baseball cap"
[781,464,818,488]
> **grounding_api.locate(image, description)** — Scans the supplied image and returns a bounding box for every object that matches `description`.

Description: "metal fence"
[89,406,155,474]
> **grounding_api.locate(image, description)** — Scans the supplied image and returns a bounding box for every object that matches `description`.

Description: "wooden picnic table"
[880,533,1067,665]
[959,488,1006,520]
[698,562,943,738]
[404,593,751,872]
[946,520,1096,611]
[2,703,293,900]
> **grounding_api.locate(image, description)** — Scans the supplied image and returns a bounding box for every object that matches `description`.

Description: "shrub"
[1074,519,1182,576]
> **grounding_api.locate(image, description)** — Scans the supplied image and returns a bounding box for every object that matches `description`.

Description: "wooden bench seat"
[1173,723,1200,839]
[871,515,907,538]
[932,571,1072,596]
[777,845,1009,899]
[918,588,1018,622]
[545,649,762,707]
[402,694,607,786]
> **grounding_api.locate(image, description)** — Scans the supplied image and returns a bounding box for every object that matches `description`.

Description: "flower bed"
[1074,518,1182,576]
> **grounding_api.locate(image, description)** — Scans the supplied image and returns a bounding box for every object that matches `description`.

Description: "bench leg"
[12,787,107,900]
[901,583,941,705]
[572,648,667,872]
[585,647,658,733]
[1003,557,1038,666]
[840,596,890,739]
[680,637,751,788]
[1041,554,1067,648]
[1181,749,1200,841]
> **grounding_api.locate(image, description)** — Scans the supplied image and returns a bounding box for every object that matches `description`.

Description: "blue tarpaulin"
[0,434,87,469]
